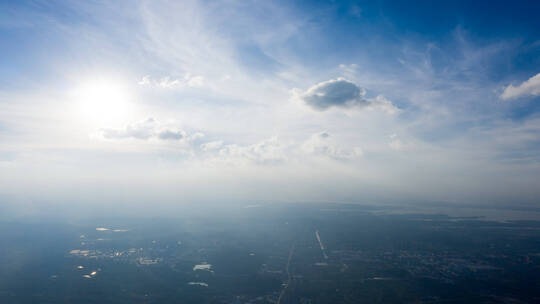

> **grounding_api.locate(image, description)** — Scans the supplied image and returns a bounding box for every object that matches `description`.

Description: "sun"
[74,79,131,126]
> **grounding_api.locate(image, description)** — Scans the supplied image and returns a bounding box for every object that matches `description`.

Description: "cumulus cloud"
[138,73,204,88]
[217,136,288,164]
[388,134,403,150]
[157,130,185,140]
[370,95,400,114]
[199,133,365,164]
[302,132,363,160]
[500,73,540,100]
[201,140,224,152]
[97,120,364,164]
[296,78,399,113]
[99,118,185,141]
[100,118,156,140]
[299,78,368,110]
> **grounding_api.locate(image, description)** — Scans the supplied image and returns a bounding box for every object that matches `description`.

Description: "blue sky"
[1,0,540,214]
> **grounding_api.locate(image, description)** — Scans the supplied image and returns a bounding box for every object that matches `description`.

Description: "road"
[315,230,328,259]
[277,243,295,304]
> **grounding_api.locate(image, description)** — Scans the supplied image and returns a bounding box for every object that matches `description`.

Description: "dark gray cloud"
[298,78,400,114]
[301,78,369,110]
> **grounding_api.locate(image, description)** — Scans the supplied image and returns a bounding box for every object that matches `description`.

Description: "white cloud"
[500,73,540,100]
[388,134,404,150]
[201,133,364,165]
[138,74,205,89]
[201,140,223,152]
[302,132,363,160]
[98,118,185,141]
[189,132,206,141]
[368,95,401,115]
[338,63,359,77]
[217,136,288,164]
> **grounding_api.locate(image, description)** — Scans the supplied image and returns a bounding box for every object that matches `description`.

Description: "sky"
[1,0,540,216]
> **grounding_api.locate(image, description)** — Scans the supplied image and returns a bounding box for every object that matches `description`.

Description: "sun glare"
[74,79,131,126]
